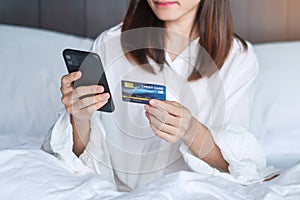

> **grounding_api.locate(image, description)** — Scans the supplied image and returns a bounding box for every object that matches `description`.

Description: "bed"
[1,1,300,199]
[1,23,300,200]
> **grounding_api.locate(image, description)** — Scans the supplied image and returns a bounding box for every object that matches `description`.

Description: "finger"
[150,124,178,143]
[148,113,178,136]
[145,111,150,120]
[61,86,107,108]
[61,94,71,107]
[168,101,180,106]
[145,105,180,126]
[60,85,73,95]
[72,85,104,100]
[80,100,108,115]
[67,99,108,116]
[72,93,110,110]
[145,104,167,122]
[61,72,81,92]
[149,100,182,117]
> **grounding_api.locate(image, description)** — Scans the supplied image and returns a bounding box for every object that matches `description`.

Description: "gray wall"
[231,0,300,43]
[0,0,129,38]
[1,0,300,43]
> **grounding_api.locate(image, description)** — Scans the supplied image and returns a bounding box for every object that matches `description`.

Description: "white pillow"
[1,24,299,169]
[252,42,300,168]
[0,24,93,148]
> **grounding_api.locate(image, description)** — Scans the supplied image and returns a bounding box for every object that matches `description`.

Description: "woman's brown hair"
[121,0,247,81]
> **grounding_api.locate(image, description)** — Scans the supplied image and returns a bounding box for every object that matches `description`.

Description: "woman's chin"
[155,13,180,22]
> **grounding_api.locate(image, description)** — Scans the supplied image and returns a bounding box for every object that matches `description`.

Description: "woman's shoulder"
[93,23,123,49]
[227,38,258,69]
[94,23,122,44]
[220,38,259,81]
[91,23,123,55]
[231,38,256,58]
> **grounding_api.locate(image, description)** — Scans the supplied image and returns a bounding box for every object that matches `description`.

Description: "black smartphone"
[62,49,115,113]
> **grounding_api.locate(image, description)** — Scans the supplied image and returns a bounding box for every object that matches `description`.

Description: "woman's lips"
[154,1,177,7]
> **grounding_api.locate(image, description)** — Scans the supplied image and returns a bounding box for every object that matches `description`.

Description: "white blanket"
[0,149,299,200]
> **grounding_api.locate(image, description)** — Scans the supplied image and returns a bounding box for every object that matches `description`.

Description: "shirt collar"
[164,37,200,66]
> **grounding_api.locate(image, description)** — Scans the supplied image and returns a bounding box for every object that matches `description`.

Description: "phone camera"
[66,54,79,66]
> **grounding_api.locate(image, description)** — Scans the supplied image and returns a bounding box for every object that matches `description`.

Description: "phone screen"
[63,49,115,113]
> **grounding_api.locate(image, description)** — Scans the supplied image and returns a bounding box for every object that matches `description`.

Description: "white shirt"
[42,24,278,191]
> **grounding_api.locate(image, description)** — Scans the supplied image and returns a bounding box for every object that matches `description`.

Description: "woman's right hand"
[60,71,110,121]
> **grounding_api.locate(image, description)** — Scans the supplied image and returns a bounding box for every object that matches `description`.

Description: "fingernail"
[144,104,150,111]
[104,93,110,99]
[149,99,157,105]
[97,86,103,92]
[74,71,81,78]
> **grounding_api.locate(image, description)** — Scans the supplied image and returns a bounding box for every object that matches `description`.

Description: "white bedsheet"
[0,148,299,200]
[1,24,300,199]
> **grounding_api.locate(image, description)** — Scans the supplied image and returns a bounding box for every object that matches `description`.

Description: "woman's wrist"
[70,114,91,124]
[70,114,91,156]
[182,117,217,159]
[181,117,228,171]
[182,117,203,144]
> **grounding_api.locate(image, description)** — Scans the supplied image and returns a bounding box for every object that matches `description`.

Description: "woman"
[43,0,276,191]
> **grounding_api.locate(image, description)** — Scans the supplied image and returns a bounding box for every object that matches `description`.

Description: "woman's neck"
[165,16,195,39]
[165,18,198,61]
[162,2,200,61]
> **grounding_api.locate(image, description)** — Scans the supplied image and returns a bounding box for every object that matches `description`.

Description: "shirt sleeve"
[41,109,115,183]
[179,41,279,185]
[41,31,115,183]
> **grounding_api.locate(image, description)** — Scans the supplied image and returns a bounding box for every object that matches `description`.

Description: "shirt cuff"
[179,124,280,185]
[41,109,95,174]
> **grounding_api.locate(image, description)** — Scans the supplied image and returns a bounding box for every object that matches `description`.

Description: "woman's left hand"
[144,99,197,143]
[145,99,229,171]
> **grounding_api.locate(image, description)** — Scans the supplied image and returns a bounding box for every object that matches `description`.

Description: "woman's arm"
[145,100,229,172]
[60,71,110,157]
[70,115,91,156]
[183,117,229,172]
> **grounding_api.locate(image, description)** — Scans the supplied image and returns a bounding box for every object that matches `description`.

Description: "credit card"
[121,80,166,104]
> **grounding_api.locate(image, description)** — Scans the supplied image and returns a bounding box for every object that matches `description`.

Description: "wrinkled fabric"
[42,24,278,190]
[1,149,300,200]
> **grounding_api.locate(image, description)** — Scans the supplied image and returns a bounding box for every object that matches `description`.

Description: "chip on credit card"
[121,80,166,104]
